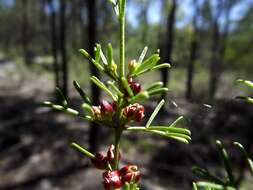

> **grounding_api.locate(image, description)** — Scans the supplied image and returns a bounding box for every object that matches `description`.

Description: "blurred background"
[0,0,253,189]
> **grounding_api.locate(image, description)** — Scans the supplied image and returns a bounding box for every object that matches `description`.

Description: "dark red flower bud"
[91,152,107,170]
[119,165,140,184]
[106,145,115,162]
[130,81,141,95]
[135,111,145,122]
[101,100,114,115]
[123,103,145,122]
[103,170,122,190]
[129,78,142,95]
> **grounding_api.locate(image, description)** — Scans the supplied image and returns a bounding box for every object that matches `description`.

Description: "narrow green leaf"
[107,81,124,97]
[196,182,236,190]
[234,142,253,176]
[81,103,93,116]
[148,126,191,135]
[192,166,225,185]
[236,96,253,104]
[151,63,171,71]
[216,140,235,186]
[94,44,101,64]
[43,101,79,116]
[126,127,189,144]
[192,182,198,190]
[56,87,68,107]
[107,43,113,69]
[145,99,165,128]
[73,81,92,105]
[237,79,253,89]
[147,130,190,144]
[167,116,184,128]
[138,46,148,63]
[145,82,164,91]
[165,132,191,141]
[148,87,168,96]
[90,76,117,101]
[79,49,104,71]
[71,142,95,159]
[79,49,93,62]
[134,54,160,75]
[100,47,108,66]
[129,91,149,103]
[121,77,134,97]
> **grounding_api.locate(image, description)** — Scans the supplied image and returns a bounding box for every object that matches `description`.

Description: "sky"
[126,0,253,28]
[1,0,252,28]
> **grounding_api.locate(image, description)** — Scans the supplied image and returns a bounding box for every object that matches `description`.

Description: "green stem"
[119,0,126,78]
[113,126,123,170]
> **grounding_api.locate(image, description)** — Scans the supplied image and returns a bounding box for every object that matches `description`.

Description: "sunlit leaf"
[145,99,165,128]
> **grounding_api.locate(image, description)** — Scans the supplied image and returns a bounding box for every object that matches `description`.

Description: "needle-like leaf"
[90,76,117,101]
[73,81,92,105]
[216,140,235,186]
[145,99,165,128]
[71,142,95,159]
[138,46,148,64]
[237,79,253,89]
[234,142,253,176]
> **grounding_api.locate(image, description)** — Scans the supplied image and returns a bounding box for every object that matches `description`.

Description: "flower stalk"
[119,0,126,78]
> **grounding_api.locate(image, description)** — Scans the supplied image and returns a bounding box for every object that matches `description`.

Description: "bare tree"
[87,0,101,153]
[21,0,31,65]
[209,0,237,100]
[59,0,68,97]
[47,0,60,94]
[160,0,178,100]
[185,0,200,100]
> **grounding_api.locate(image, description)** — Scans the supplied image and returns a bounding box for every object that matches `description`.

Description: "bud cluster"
[123,103,145,122]
[103,165,140,190]
[92,100,115,120]
[91,145,116,170]
[90,145,140,190]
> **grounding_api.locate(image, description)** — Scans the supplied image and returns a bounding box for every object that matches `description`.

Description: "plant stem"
[119,0,126,78]
[113,126,123,170]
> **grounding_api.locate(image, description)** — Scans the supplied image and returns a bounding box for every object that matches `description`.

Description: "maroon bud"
[123,103,145,122]
[106,145,115,162]
[91,152,107,170]
[120,165,140,184]
[130,82,141,95]
[135,111,145,122]
[101,100,114,114]
[103,170,122,190]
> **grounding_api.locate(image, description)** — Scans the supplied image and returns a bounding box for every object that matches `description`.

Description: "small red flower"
[123,103,145,122]
[106,144,115,162]
[92,100,115,120]
[119,165,140,184]
[101,100,114,115]
[103,170,122,190]
[91,152,107,170]
[128,78,141,95]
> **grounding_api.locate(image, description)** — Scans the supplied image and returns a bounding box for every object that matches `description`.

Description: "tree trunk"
[160,0,177,100]
[209,0,235,100]
[47,0,60,95]
[185,0,199,100]
[21,0,30,65]
[87,0,101,153]
[59,0,68,97]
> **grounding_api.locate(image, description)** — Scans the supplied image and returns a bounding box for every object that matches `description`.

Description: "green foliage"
[192,140,253,190]
[43,0,191,189]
